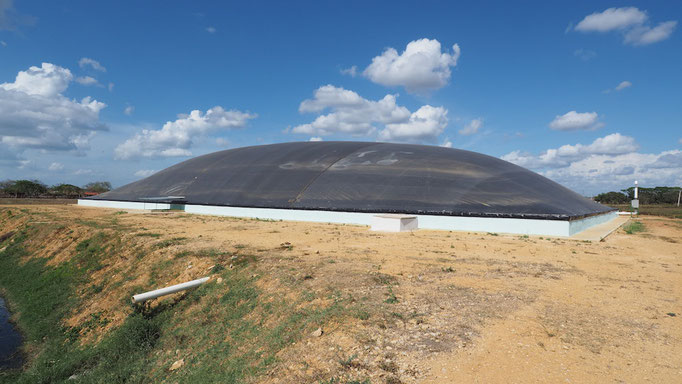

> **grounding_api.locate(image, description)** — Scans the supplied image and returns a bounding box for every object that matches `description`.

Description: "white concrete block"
[370,214,418,232]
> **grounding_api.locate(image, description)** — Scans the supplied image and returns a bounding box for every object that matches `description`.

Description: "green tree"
[621,186,682,204]
[3,179,47,197]
[594,191,629,204]
[83,181,112,193]
[0,179,15,196]
[49,184,84,198]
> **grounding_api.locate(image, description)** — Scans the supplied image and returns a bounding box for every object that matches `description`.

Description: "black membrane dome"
[93,141,613,220]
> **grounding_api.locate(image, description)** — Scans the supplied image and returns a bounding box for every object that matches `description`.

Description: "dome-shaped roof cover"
[93,142,613,220]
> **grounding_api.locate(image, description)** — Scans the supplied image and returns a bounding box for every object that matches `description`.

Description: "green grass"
[134,232,162,238]
[175,247,227,259]
[623,221,645,234]
[607,204,682,219]
[153,236,187,249]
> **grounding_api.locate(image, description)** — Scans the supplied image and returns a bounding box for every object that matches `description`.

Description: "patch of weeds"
[354,308,370,320]
[372,273,397,286]
[148,258,175,285]
[384,286,399,304]
[135,232,162,238]
[194,248,229,258]
[279,242,294,251]
[113,211,127,215]
[89,282,105,294]
[154,236,188,249]
[379,360,399,373]
[623,221,645,234]
[174,250,191,258]
[441,266,455,273]
[68,311,112,339]
[339,353,359,369]
[73,232,109,272]
[75,219,106,229]
[487,232,499,236]
[320,378,371,384]
[301,290,316,302]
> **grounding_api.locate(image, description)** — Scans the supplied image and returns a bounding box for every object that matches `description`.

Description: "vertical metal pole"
[632,181,639,215]
[677,189,681,207]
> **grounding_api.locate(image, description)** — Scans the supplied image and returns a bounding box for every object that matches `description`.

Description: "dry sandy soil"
[3,204,681,383]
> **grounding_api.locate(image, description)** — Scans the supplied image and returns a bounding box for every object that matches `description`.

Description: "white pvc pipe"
[131,277,210,303]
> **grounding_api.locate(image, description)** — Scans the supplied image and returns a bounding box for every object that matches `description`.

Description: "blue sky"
[1,1,680,195]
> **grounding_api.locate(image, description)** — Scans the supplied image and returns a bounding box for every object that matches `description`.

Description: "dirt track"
[4,204,681,383]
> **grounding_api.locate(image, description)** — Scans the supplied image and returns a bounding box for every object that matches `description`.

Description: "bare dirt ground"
[3,204,681,383]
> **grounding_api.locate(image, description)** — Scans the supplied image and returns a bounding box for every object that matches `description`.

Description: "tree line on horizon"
[593,186,681,205]
[0,179,112,199]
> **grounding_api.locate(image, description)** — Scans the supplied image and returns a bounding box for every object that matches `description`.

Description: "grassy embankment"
[607,204,682,219]
[0,208,365,383]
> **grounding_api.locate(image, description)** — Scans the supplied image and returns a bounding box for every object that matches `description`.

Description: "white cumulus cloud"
[75,76,99,86]
[459,118,482,136]
[340,66,357,77]
[573,48,596,61]
[293,85,448,144]
[78,57,106,72]
[378,105,448,143]
[615,80,632,91]
[576,7,647,32]
[0,62,106,152]
[575,7,676,46]
[502,133,638,169]
[624,21,678,46]
[114,106,256,159]
[124,105,135,115]
[309,136,323,142]
[1,62,72,96]
[134,169,156,178]
[501,134,679,193]
[363,38,460,93]
[48,162,64,171]
[549,111,603,131]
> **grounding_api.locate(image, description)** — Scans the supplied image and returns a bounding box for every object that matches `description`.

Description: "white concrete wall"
[184,204,571,236]
[79,199,616,237]
[77,199,171,210]
[568,211,618,236]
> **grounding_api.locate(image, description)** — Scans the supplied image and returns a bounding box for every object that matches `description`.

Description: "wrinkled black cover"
[92,142,614,220]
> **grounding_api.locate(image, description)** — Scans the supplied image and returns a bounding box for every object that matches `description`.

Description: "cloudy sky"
[1,1,680,195]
